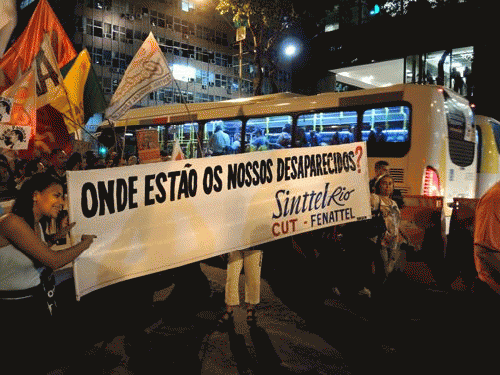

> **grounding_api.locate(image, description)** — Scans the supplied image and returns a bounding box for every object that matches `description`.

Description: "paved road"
[46,254,486,375]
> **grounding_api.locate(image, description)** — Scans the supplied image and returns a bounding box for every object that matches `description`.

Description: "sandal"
[246,308,256,324]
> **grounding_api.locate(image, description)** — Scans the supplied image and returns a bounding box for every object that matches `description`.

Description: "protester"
[46,148,68,184]
[128,154,139,165]
[106,151,121,168]
[372,174,404,281]
[369,160,404,208]
[471,180,500,370]
[0,156,15,199]
[474,180,500,296]
[369,160,389,193]
[66,152,83,171]
[83,150,98,170]
[13,159,27,187]
[220,249,263,325]
[0,172,96,372]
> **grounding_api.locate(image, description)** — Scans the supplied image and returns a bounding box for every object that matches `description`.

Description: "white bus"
[110,84,477,223]
[475,115,500,198]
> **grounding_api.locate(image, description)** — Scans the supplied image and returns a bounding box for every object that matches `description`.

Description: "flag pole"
[122,118,127,164]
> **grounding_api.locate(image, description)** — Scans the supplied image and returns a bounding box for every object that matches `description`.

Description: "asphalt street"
[42,247,492,375]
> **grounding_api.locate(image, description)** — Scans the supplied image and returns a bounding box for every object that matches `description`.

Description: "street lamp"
[280,37,302,93]
[282,38,301,59]
[284,44,297,57]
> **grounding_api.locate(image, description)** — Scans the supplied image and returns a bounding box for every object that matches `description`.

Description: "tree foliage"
[216,0,298,95]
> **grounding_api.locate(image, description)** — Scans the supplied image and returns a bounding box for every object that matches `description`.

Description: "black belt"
[0,284,40,300]
[0,268,57,316]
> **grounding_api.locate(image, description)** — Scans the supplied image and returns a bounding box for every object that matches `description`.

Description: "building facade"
[303,0,496,119]
[73,0,292,108]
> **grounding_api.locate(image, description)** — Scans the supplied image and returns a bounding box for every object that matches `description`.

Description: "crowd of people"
[2,140,479,372]
[0,148,141,203]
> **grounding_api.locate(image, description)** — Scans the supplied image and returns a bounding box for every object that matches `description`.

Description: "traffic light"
[370,5,380,15]
[98,146,108,158]
[369,3,380,16]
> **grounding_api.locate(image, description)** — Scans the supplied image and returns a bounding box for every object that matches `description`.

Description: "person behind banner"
[220,248,263,325]
[0,172,97,372]
[0,156,15,200]
[83,150,98,170]
[66,152,83,171]
[369,160,389,193]
[127,154,139,165]
[372,174,404,282]
[46,148,68,184]
[369,160,404,208]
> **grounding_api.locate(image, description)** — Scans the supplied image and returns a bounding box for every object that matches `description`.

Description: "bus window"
[297,111,357,147]
[363,105,410,157]
[246,115,292,151]
[206,119,243,156]
[444,96,475,167]
[490,120,500,154]
[166,123,200,159]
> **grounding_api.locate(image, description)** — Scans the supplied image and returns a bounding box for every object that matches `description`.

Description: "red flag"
[35,104,72,156]
[0,0,76,91]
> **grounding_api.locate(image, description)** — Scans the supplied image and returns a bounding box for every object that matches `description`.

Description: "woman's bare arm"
[0,213,96,270]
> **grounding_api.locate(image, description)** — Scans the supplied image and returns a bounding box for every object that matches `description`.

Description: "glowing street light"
[284,44,297,57]
[282,37,301,60]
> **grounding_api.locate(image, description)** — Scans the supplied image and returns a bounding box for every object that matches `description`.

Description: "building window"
[126,28,133,43]
[174,17,182,33]
[103,49,111,66]
[104,23,112,38]
[196,25,204,39]
[103,77,112,93]
[90,47,102,65]
[112,25,126,43]
[86,18,105,38]
[112,78,119,92]
[150,11,157,27]
[182,0,195,12]
[173,41,181,56]
[158,12,166,28]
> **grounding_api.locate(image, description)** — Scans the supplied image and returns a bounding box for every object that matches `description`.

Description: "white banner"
[67,142,370,299]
